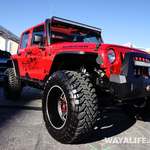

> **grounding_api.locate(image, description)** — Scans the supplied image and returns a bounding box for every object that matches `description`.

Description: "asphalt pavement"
[0,77,150,150]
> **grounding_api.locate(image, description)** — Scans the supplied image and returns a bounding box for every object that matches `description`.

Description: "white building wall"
[0,25,19,54]
[7,40,12,53]
[0,36,18,54]
[0,36,6,50]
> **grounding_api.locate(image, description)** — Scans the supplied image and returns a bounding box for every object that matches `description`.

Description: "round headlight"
[107,49,115,63]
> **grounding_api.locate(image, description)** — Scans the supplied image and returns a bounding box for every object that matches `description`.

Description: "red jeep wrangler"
[3,16,150,143]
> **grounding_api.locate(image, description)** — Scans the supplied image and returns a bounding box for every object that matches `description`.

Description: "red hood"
[50,42,148,54]
[100,43,148,54]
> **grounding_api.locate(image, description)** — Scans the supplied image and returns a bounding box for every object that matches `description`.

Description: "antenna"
[51,5,52,18]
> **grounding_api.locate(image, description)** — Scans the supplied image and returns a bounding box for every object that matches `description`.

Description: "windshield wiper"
[80,33,91,43]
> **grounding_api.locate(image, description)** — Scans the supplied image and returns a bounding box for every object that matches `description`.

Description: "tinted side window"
[0,51,11,58]
[31,25,45,46]
[20,31,30,49]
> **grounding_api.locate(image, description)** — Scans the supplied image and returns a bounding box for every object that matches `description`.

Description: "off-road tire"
[42,71,99,144]
[3,68,22,100]
[122,97,150,121]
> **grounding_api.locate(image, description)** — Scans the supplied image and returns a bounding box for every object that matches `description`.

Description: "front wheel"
[42,71,99,144]
[3,68,22,100]
[122,97,150,121]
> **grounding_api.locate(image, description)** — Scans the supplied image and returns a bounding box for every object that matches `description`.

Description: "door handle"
[27,51,32,54]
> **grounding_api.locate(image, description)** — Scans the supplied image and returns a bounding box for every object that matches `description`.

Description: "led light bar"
[52,16,101,32]
[134,60,150,67]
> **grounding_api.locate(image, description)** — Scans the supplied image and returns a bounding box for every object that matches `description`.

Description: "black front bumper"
[110,52,150,100]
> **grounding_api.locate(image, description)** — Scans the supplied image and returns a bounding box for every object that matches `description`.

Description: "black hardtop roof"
[46,16,101,33]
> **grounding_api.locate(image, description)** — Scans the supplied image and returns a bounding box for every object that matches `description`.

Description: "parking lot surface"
[0,77,150,150]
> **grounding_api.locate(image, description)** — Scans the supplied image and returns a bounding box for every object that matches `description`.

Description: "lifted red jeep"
[4,16,150,143]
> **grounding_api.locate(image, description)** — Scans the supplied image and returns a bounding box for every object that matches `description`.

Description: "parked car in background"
[0,50,11,77]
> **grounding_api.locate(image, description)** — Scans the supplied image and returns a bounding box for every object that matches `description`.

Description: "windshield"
[50,21,102,44]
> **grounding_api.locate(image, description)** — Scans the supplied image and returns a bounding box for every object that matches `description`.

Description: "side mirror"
[33,34,43,44]
[32,34,46,50]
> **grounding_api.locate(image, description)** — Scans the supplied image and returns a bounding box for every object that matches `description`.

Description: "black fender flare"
[7,59,20,77]
[49,51,103,75]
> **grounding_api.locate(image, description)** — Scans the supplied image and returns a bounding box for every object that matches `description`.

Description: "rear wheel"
[3,68,22,100]
[42,71,99,143]
[122,97,150,120]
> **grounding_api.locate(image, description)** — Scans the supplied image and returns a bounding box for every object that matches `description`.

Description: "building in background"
[124,43,150,54]
[0,25,19,54]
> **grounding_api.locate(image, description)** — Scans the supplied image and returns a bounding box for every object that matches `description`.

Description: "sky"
[0,0,150,48]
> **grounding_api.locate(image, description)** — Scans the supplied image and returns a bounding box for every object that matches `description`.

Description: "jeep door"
[17,30,31,77]
[26,24,46,80]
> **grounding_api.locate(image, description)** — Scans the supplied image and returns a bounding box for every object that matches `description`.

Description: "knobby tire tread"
[43,70,99,143]
[4,68,22,100]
